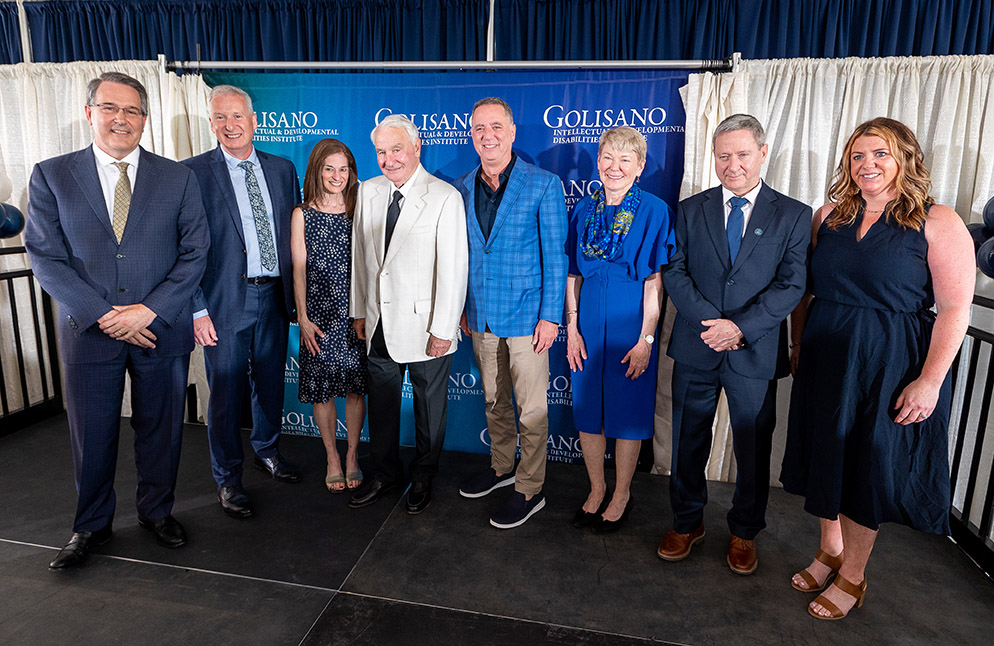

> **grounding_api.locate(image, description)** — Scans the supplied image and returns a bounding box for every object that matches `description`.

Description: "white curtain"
[655,54,994,484]
[0,60,213,416]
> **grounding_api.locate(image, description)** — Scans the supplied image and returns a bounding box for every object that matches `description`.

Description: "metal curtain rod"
[165,57,736,72]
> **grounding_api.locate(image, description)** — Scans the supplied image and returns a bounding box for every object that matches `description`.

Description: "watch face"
[643,334,654,344]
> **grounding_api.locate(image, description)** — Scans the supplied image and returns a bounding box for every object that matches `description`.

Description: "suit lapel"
[487,162,526,243]
[730,184,777,275]
[209,147,246,245]
[371,180,388,265]
[702,187,731,268]
[69,148,116,241]
[258,151,287,239]
[463,169,486,246]
[119,148,155,244]
[383,170,427,266]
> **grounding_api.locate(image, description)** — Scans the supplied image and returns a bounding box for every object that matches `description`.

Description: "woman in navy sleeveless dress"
[565,127,675,533]
[780,119,974,620]
[291,139,367,493]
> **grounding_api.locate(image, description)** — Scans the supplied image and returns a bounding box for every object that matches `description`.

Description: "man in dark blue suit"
[182,85,301,519]
[658,114,810,574]
[25,72,209,569]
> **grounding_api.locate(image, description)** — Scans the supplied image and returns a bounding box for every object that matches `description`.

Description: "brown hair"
[826,117,934,231]
[302,139,358,218]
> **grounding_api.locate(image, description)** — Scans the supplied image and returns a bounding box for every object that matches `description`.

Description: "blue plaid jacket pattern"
[456,159,568,338]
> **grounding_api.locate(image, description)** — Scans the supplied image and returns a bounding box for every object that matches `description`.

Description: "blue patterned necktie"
[727,196,748,263]
[238,160,277,271]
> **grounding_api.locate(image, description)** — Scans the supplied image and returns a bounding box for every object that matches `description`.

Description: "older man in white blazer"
[348,114,468,514]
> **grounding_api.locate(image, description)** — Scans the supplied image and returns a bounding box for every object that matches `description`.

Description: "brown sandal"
[808,574,867,621]
[792,549,844,592]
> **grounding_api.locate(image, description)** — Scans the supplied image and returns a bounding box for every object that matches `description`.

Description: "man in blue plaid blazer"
[25,72,209,569]
[456,97,568,529]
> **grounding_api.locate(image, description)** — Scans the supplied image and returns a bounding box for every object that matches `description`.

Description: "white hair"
[371,114,421,147]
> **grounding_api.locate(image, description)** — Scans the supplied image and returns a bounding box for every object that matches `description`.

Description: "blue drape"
[0,2,21,64]
[496,0,994,60]
[24,0,488,63]
[14,0,994,64]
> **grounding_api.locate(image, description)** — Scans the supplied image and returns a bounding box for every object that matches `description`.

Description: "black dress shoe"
[572,497,609,528]
[406,481,432,515]
[138,515,188,548]
[49,526,113,570]
[348,479,399,509]
[592,497,633,535]
[218,485,253,518]
[254,454,301,483]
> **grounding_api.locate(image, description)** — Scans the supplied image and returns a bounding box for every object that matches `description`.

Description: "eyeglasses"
[90,103,145,118]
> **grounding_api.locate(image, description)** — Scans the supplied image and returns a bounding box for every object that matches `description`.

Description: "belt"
[246,276,276,285]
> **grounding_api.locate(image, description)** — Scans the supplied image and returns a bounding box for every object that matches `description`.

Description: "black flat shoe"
[572,497,609,528]
[138,515,188,548]
[254,454,301,483]
[348,479,399,509]
[406,481,432,515]
[218,485,253,518]
[592,497,633,534]
[49,526,113,570]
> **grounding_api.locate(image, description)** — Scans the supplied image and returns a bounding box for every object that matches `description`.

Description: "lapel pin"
[753,228,763,236]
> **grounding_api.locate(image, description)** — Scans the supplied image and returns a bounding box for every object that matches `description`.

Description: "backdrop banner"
[206,69,688,464]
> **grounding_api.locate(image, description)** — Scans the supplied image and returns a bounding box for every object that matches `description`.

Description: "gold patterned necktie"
[112,161,131,243]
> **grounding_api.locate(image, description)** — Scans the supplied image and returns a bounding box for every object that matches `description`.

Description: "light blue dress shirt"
[220,146,280,278]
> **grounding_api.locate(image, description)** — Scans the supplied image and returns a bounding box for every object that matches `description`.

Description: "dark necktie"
[384,190,403,252]
[238,160,277,271]
[727,196,748,263]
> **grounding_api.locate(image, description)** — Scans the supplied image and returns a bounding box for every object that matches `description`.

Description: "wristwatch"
[640,333,654,345]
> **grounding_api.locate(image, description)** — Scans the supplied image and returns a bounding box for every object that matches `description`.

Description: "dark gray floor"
[1,414,992,645]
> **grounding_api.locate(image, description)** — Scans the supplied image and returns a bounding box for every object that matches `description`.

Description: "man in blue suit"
[182,85,301,519]
[658,114,810,574]
[25,72,209,569]
[456,97,568,529]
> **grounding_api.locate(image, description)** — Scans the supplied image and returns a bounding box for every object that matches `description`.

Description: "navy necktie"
[384,190,403,252]
[727,196,748,263]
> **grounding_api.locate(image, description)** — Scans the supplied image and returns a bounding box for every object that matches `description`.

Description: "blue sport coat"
[24,146,209,364]
[182,147,300,329]
[664,183,810,380]
[456,159,568,337]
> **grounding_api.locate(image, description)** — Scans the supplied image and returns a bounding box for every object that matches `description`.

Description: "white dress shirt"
[92,144,140,224]
[721,181,764,240]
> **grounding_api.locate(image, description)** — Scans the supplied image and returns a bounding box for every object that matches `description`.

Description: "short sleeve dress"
[565,191,675,440]
[297,207,368,403]
[780,208,951,534]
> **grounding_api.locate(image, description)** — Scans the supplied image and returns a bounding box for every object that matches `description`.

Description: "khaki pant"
[472,330,549,495]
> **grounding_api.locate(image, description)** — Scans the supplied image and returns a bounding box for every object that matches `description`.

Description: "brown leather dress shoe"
[727,534,758,575]
[657,524,705,561]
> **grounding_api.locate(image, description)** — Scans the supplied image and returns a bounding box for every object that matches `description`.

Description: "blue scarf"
[580,184,641,261]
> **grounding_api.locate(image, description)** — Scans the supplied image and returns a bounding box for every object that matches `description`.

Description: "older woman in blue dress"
[565,126,675,533]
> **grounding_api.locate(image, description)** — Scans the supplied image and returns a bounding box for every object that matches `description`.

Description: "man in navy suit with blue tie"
[183,85,301,519]
[25,72,209,569]
[658,114,810,574]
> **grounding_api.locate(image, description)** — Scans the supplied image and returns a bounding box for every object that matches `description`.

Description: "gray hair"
[86,72,148,116]
[371,114,421,147]
[599,126,647,163]
[712,113,766,148]
[209,84,254,113]
[472,97,514,125]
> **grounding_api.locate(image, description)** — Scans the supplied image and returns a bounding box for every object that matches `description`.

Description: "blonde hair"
[826,117,934,231]
[598,126,647,163]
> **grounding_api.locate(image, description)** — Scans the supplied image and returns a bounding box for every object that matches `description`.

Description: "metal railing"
[0,246,62,436]
[948,294,994,577]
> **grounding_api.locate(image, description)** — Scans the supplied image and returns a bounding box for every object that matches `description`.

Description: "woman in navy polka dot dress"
[290,139,368,492]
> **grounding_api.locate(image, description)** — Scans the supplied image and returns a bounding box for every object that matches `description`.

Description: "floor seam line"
[0,538,339,593]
